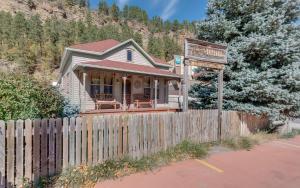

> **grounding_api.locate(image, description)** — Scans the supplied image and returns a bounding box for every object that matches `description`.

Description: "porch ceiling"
[73,60,181,79]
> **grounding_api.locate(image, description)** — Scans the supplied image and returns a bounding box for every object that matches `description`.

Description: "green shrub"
[280,129,300,139]
[0,72,64,120]
[222,137,258,151]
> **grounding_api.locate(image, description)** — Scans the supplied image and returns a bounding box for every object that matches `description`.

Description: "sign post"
[183,38,227,140]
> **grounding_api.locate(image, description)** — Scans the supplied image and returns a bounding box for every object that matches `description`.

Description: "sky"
[89,0,208,21]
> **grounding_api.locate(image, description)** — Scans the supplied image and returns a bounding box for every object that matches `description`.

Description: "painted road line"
[195,159,224,173]
[274,141,300,149]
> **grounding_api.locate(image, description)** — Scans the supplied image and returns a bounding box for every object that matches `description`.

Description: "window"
[143,77,151,98]
[127,50,132,61]
[90,72,113,99]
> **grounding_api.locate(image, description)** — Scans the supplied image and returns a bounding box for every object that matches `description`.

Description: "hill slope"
[0,0,195,81]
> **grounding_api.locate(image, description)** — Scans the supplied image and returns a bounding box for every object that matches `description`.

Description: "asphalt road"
[95,136,300,188]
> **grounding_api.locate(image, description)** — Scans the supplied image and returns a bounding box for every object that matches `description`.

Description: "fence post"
[16,120,24,186]
[0,121,5,187]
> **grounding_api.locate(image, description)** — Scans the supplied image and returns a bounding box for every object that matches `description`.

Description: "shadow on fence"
[0,110,269,187]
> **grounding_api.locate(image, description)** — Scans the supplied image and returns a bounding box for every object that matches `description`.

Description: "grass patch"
[280,129,300,139]
[222,136,258,150]
[52,141,209,187]
[39,133,280,187]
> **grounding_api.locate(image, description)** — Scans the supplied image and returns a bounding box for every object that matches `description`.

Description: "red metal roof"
[151,55,168,65]
[79,60,180,78]
[69,39,169,65]
[70,39,120,53]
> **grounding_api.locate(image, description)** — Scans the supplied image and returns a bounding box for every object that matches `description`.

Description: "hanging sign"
[174,55,182,65]
[185,38,227,70]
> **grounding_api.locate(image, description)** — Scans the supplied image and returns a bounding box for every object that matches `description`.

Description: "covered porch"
[73,60,182,113]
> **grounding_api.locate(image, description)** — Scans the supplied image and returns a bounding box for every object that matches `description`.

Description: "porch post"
[122,76,127,110]
[82,70,87,112]
[154,79,158,109]
[217,69,224,141]
[182,59,189,112]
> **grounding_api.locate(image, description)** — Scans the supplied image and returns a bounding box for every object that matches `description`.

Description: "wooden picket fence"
[0,110,269,187]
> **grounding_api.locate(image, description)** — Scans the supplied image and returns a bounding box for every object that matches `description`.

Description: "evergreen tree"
[192,0,300,119]
[149,16,163,33]
[98,0,109,16]
[133,32,143,47]
[122,5,129,20]
[64,0,75,7]
[147,35,164,60]
[78,0,87,8]
[110,3,120,21]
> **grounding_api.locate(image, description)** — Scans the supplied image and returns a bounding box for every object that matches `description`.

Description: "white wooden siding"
[106,45,154,67]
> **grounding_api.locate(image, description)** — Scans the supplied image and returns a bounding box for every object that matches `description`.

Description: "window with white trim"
[127,50,132,61]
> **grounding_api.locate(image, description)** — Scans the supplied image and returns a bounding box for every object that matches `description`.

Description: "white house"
[58,39,182,113]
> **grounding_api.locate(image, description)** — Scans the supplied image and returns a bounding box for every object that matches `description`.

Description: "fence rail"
[0,110,268,187]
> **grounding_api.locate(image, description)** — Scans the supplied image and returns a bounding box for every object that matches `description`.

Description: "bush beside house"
[0,72,76,120]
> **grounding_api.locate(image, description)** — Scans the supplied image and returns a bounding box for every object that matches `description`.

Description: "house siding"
[105,44,154,67]
[59,40,179,112]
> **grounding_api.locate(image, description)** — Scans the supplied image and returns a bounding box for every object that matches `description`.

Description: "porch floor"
[81,107,181,115]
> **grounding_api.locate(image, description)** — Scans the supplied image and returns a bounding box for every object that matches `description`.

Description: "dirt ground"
[95,136,300,188]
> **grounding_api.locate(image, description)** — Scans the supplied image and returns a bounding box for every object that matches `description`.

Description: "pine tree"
[192,0,300,120]
[98,0,109,16]
[122,5,129,20]
[110,3,120,21]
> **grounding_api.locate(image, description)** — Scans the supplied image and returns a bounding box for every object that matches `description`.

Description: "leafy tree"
[192,0,300,119]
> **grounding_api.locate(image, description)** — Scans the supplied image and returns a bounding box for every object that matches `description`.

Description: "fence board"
[56,118,62,173]
[0,121,5,187]
[40,119,48,177]
[114,116,118,159]
[93,117,99,164]
[48,118,55,176]
[87,116,93,165]
[76,117,82,166]
[63,118,69,168]
[24,119,32,181]
[1,110,270,186]
[69,118,76,166]
[98,117,104,163]
[7,120,15,187]
[16,120,24,187]
[33,119,41,182]
[81,117,87,165]
[117,116,123,158]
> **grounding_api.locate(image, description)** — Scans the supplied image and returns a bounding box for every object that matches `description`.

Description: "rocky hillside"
[0,0,195,48]
[0,0,196,81]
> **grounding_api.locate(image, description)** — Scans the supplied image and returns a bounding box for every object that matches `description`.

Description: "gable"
[59,39,172,80]
[104,43,155,67]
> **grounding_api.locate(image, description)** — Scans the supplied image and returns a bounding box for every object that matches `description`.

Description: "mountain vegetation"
[0,0,194,120]
[0,0,195,80]
[191,0,300,119]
